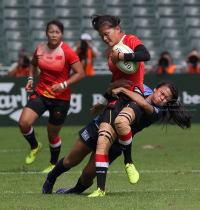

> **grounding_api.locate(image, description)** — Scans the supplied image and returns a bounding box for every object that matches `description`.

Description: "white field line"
[0,148,71,152]
[0,188,200,194]
[0,170,200,175]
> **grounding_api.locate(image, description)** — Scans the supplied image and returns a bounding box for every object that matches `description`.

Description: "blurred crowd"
[4,38,200,77]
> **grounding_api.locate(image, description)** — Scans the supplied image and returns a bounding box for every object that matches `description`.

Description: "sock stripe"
[118,130,132,141]
[21,126,33,136]
[96,154,109,168]
[49,136,61,148]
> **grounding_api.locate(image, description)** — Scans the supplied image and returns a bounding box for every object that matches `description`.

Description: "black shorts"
[79,120,122,164]
[25,92,70,126]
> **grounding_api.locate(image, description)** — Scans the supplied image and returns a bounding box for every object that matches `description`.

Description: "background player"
[18,19,85,172]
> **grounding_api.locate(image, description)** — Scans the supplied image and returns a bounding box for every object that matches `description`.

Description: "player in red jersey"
[18,19,85,172]
[89,14,150,195]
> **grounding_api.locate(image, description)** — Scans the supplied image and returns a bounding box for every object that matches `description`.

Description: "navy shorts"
[79,120,122,164]
[25,92,70,126]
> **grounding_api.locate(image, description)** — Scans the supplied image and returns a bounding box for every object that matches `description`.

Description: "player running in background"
[18,19,85,172]
[42,81,192,196]
[89,14,150,191]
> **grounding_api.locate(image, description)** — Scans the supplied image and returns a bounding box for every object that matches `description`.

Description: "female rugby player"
[42,81,192,197]
[18,19,85,172]
[90,14,150,191]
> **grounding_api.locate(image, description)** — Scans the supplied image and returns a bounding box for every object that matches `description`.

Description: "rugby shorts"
[79,120,122,164]
[25,92,70,126]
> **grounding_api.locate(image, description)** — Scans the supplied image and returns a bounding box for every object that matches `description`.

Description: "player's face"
[152,86,173,106]
[46,24,63,48]
[98,25,121,47]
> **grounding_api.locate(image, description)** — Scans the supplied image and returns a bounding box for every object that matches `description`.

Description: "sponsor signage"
[0,75,199,126]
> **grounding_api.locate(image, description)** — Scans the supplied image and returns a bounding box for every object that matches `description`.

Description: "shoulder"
[61,42,76,54]
[36,42,47,50]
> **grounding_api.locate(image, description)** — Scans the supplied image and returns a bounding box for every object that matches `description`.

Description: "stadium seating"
[4,8,28,18]
[106,7,131,18]
[81,0,104,7]
[3,19,28,30]
[133,18,157,29]
[29,20,48,31]
[3,0,27,8]
[185,18,200,31]
[106,0,130,6]
[158,18,183,29]
[181,0,200,6]
[7,41,30,51]
[183,6,200,17]
[54,0,80,7]
[132,6,156,17]
[6,30,30,41]
[81,8,104,17]
[30,8,53,19]
[157,6,182,17]
[55,8,80,18]
[29,0,53,8]
[131,0,155,6]
[164,39,187,49]
[155,0,181,7]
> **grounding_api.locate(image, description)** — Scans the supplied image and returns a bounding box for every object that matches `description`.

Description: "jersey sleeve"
[150,106,162,121]
[126,35,143,51]
[63,44,79,65]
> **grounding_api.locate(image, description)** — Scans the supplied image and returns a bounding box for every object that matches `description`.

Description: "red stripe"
[118,130,132,141]
[21,127,32,134]
[95,154,109,162]
[49,136,60,144]
[30,95,36,99]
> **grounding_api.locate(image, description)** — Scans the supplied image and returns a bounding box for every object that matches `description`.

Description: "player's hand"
[52,84,62,93]
[107,78,133,94]
[112,87,123,99]
[90,103,105,117]
[26,80,34,92]
[111,49,119,65]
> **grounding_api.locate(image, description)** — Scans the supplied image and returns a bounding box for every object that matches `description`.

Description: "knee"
[114,116,130,135]
[18,117,31,130]
[96,137,110,154]
[63,156,76,168]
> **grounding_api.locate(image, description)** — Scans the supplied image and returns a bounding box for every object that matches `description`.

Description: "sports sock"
[21,126,38,149]
[118,130,133,164]
[47,157,69,184]
[49,136,61,165]
[95,154,109,191]
[67,177,92,194]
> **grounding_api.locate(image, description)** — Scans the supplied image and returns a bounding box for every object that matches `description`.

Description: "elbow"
[147,51,151,61]
[81,70,85,79]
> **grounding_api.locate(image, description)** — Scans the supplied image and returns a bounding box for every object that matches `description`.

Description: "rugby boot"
[87,188,105,197]
[124,163,139,184]
[25,142,42,164]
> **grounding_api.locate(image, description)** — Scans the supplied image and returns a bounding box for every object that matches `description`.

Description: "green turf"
[0,124,199,210]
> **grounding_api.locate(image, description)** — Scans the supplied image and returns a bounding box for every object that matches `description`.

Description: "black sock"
[50,145,61,165]
[47,157,69,184]
[69,177,92,194]
[122,142,133,164]
[21,127,38,149]
[96,167,108,191]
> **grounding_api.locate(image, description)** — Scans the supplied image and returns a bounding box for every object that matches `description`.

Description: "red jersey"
[34,42,79,101]
[107,33,144,94]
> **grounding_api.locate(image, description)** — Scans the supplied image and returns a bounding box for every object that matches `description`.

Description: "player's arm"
[119,44,150,62]
[25,56,38,93]
[112,87,154,115]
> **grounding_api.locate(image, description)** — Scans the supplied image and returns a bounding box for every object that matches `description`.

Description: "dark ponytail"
[157,81,192,129]
[91,14,121,31]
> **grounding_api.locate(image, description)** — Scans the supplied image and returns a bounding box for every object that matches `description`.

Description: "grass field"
[0,124,199,210]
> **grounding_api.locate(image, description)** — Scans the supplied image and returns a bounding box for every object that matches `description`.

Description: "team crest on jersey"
[38,53,44,59]
[81,130,90,141]
[56,56,62,60]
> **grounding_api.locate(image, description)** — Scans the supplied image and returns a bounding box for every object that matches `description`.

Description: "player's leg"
[88,122,117,197]
[18,93,46,164]
[42,138,93,194]
[56,152,96,194]
[114,107,139,184]
[43,100,70,172]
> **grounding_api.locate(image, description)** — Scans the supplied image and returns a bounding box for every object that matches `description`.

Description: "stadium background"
[0,0,200,125]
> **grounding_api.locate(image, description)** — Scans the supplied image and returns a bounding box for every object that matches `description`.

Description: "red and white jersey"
[34,42,79,101]
[107,33,144,94]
